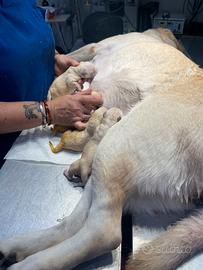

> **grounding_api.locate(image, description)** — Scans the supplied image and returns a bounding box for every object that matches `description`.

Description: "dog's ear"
[155,28,186,53]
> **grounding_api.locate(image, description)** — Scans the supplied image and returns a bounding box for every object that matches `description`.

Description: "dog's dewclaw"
[49,141,64,153]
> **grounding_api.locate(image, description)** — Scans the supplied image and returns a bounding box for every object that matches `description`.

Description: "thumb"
[79,89,92,95]
[66,57,79,67]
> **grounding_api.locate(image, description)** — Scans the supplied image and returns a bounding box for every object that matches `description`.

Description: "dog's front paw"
[0,237,34,268]
[0,244,17,268]
[65,62,97,94]
[78,62,97,81]
[64,159,91,187]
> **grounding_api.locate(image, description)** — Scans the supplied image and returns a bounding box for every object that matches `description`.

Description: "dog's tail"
[126,209,203,270]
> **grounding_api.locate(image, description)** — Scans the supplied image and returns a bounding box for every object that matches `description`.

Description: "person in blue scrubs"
[0,0,103,167]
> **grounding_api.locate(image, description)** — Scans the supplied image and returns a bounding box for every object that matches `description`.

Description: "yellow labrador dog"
[0,28,203,270]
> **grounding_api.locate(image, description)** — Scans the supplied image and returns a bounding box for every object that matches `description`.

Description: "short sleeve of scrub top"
[0,0,55,166]
[0,0,55,102]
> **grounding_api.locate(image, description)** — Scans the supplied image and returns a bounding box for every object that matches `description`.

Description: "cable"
[124,13,137,31]
[183,0,203,22]
[189,0,203,22]
[73,0,81,36]
[109,5,123,15]
[183,0,188,13]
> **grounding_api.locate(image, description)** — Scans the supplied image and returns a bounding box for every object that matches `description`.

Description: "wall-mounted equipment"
[152,13,185,34]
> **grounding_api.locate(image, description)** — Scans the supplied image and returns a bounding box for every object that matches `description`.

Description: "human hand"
[47,89,103,130]
[55,53,79,76]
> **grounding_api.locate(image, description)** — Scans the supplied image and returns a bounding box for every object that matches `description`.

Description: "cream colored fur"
[49,106,107,152]
[0,28,203,270]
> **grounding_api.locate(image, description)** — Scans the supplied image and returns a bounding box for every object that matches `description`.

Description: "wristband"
[43,100,52,125]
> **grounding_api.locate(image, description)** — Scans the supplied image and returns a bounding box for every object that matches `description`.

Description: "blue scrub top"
[0,0,55,166]
[0,0,55,102]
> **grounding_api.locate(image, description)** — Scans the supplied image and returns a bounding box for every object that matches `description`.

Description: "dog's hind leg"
[0,181,92,266]
[6,162,126,270]
[65,107,123,185]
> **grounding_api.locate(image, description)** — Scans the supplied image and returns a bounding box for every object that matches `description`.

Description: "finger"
[78,100,99,113]
[78,89,92,95]
[55,65,62,76]
[80,105,94,115]
[74,121,87,131]
[83,104,97,112]
[80,95,103,107]
[81,114,91,122]
[66,57,79,67]
[71,116,83,123]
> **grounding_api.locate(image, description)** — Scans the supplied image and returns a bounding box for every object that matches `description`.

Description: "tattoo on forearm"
[23,102,41,120]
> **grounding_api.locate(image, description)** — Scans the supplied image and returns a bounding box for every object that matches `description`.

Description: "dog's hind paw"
[64,169,80,182]
[0,251,4,266]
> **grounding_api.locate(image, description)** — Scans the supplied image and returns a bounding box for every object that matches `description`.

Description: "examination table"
[0,127,203,269]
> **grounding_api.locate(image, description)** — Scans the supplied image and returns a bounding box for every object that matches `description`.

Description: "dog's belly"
[89,42,198,113]
[124,193,195,215]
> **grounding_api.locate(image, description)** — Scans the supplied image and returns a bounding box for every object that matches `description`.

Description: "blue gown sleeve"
[0,0,55,102]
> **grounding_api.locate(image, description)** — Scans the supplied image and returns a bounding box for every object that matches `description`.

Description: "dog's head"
[144,28,186,54]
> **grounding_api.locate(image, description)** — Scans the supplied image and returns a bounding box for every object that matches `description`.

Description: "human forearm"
[0,101,43,134]
[0,90,103,134]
